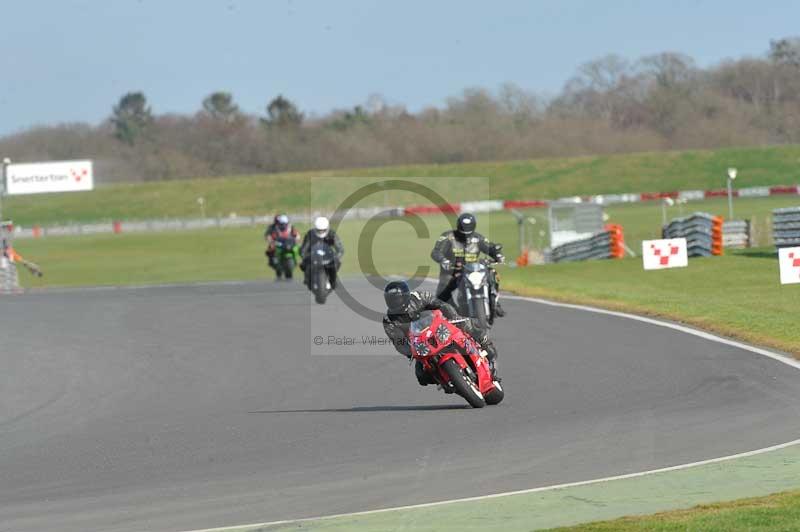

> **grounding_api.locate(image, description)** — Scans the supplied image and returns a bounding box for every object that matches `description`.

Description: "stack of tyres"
[551,230,613,263]
[0,259,19,293]
[662,213,724,257]
[722,220,750,249]
[773,207,800,249]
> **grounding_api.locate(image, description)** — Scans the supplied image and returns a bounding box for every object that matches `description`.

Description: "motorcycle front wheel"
[484,380,504,405]
[471,297,491,331]
[314,269,328,304]
[441,358,485,408]
[280,257,295,279]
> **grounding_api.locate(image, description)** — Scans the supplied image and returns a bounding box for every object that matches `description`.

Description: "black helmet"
[384,280,411,314]
[456,213,476,236]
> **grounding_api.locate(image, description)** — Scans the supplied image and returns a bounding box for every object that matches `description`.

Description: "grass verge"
[547,490,800,531]
[3,144,800,226]
[501,250,799,357]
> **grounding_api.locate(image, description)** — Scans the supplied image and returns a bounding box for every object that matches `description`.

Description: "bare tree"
[638,52,696,88]
[769,37,800,67]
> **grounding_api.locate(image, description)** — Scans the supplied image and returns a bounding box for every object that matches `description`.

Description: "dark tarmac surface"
[2,279,800,532]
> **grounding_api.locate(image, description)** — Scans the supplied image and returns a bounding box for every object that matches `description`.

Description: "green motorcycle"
[272,235,300,280]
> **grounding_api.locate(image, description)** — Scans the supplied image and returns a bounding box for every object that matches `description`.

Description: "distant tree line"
[4,37,800,182]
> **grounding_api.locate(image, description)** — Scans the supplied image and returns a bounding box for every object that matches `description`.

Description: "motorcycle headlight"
[467,271,485,288]
[436,324,451,343]
[414,341,430,356]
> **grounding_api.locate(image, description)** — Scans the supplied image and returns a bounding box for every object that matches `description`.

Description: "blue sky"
[1,0,799,135]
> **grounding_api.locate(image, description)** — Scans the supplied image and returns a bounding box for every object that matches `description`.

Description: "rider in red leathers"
[382,280,498,386]
[265,214,300,280]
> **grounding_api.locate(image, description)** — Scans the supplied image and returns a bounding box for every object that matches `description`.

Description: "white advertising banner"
[5,160,93,195]
[642,238,688,270]
[778,246,800,285]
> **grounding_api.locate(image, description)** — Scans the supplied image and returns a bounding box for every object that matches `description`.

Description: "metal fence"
[662,213,723,257]
[10,205,411,240]
[773,206,800,248]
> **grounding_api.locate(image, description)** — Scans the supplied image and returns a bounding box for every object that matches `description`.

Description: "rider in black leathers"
[382,280,498,386]
[299,216,344,289]
[430,212,505,316]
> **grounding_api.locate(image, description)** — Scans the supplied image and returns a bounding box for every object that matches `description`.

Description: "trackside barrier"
[606,224,625,258]
[515,249,529,266]
[773,206,800,249]
[403,203,460,215]
[550,225,626,263]
[722,220,751,249]
[0,259,19,293]
[661,213,724,257]
[9,183,800,240]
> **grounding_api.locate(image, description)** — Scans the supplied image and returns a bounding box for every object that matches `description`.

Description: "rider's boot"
[489,359,500,381]
[495,299,506,317]
[479,337,500,381]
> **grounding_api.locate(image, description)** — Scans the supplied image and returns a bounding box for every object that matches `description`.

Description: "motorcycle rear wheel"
[441,358,485,408]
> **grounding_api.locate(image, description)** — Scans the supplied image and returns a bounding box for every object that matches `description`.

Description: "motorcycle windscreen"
[409,310,434,336]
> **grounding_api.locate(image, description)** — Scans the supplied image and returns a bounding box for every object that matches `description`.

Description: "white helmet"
[313,216,330,237]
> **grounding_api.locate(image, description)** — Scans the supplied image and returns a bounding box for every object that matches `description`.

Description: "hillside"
[4,144,800,226]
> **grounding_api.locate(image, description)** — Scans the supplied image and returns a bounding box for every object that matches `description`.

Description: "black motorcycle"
[456,247,503,330]
[306,241,335,304]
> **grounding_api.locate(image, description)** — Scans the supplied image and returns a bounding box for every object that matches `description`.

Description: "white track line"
[184,438,800,532]
[504,295,800,370]
[180,293,800,532]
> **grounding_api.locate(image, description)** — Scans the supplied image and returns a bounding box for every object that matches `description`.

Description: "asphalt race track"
[2,279,800,532]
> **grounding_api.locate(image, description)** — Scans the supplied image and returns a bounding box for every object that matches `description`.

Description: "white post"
[0,157,9,223]
[662,197,674,227]
[727,167,737,220]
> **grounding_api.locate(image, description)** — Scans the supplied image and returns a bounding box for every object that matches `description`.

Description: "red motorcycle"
[408,309,504,408]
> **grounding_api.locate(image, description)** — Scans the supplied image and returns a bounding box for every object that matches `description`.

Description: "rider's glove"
[441,259,451,272]
[495,254,505,263]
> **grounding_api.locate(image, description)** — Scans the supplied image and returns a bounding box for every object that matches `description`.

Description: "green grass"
[502,249,798,356]
[547,489,800,531]
[4,144,800,226]
[12,211,518,287]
